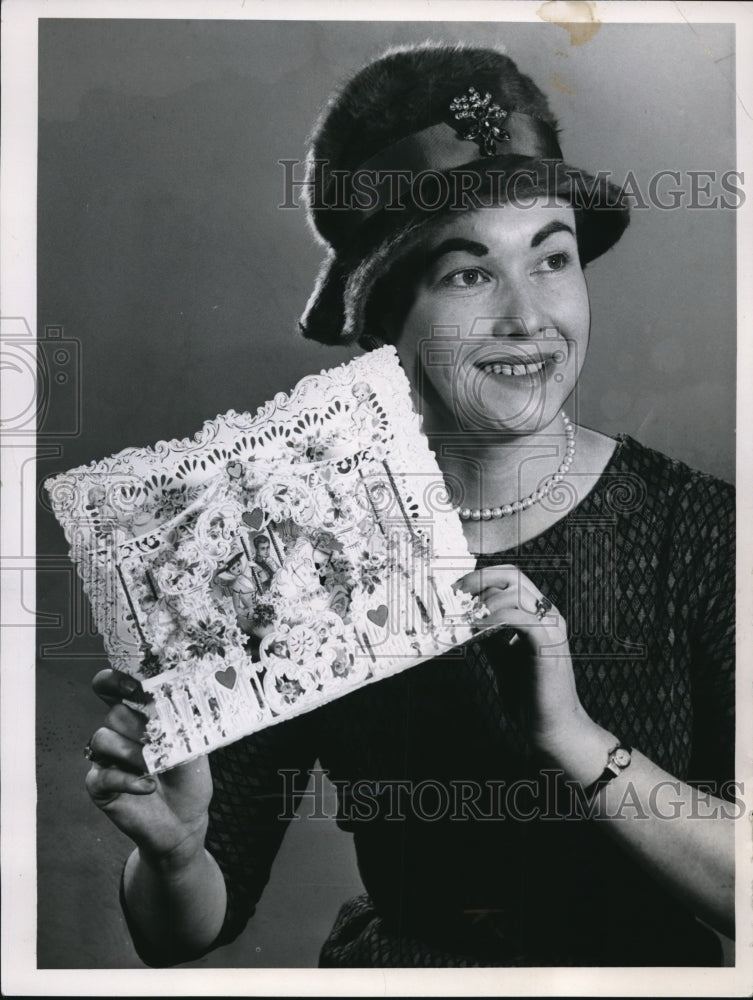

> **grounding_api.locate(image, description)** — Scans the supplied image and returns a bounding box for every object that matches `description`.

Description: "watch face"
[613,748,631,768]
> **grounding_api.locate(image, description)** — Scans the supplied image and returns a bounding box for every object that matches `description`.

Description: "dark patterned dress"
[125,435,736,967]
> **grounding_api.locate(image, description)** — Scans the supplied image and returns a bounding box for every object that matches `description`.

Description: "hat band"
[347,114,563,220]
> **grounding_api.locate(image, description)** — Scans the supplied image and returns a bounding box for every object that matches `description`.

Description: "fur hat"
[299,42,630,348]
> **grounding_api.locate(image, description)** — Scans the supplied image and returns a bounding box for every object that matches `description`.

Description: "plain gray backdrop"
[36,18,736,968]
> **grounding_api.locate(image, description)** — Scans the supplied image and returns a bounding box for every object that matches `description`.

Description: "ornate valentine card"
[46,347,479,771]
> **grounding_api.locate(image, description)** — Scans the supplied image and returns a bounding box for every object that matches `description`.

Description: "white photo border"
[2,0,752,995]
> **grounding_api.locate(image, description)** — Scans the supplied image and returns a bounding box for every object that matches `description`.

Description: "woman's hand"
[457,565,592,756]
[457,567,734,937]
[85,668,213,871]
[86,670,227,961]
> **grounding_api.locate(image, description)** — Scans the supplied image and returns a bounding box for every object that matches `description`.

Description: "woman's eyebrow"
[425,238,488,266]
[530,221,576,247]
[424,225,574,266]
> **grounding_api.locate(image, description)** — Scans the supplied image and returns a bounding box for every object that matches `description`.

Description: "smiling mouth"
[476,358,549,377]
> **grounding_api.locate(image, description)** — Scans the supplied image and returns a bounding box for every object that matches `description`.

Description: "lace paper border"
[46,347,479,771]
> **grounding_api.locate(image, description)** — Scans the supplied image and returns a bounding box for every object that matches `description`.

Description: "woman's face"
[391,201,590,436]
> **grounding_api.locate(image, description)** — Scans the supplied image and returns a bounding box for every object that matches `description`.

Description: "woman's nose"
[489,283,547,339]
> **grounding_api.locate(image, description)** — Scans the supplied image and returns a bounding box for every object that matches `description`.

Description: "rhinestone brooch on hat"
[449,86,510,156]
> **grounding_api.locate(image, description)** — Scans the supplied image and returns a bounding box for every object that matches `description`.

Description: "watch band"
[583,742,633,801]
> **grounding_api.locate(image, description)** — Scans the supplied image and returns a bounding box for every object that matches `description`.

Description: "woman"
[85,43,735,967]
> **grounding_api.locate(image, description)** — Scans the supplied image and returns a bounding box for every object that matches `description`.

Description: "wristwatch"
[583,742,633,801]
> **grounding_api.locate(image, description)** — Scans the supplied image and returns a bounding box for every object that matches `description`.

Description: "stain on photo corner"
[537,0,602,46]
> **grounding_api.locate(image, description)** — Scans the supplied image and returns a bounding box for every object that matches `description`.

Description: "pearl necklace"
[454,412,575,521]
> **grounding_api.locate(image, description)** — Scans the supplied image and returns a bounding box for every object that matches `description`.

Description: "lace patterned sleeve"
[677,472,736,797]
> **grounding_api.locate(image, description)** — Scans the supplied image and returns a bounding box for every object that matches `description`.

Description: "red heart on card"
[242,508,264,531]
[215,666,237,690]
[367,604,389,628]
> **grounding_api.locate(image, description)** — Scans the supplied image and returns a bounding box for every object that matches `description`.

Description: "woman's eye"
[537,252,570,273]
[441,268,490,289]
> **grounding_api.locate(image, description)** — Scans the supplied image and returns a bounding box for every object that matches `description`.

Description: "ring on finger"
[534,596,553,621]
[83,739,105,765]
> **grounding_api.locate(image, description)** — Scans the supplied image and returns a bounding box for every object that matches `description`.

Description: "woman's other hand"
[86,669,227,961]
[85,668,213,870]
[457,565,591,756]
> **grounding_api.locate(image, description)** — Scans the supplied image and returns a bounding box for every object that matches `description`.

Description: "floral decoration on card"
[46,347,482,772]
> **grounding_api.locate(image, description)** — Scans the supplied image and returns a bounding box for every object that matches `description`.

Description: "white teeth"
[480,360,546,376]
